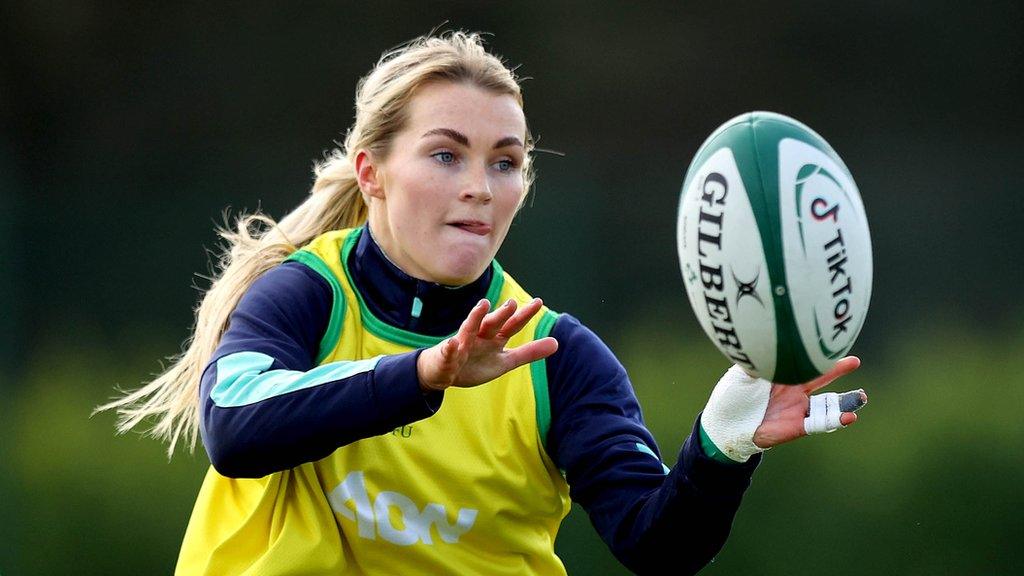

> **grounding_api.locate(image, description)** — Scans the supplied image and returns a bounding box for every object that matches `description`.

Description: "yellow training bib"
[176,228,571,575]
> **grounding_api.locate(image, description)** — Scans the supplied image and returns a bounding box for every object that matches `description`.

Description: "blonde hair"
[96,31,533,456]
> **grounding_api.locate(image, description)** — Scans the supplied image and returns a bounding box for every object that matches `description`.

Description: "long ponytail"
[95,152,365,456]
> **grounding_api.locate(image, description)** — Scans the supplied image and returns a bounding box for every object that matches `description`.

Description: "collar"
[348,224,494,337]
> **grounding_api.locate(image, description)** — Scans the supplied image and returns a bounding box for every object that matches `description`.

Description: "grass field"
[2,321,1020,574]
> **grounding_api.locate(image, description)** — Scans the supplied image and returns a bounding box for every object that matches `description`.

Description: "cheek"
[400,167,447,210]
[495,178,526,217]
[389,170,440,229]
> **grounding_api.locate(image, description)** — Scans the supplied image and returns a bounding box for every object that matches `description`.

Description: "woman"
[100,32,867,575]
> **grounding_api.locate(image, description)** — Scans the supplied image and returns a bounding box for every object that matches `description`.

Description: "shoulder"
[214,260,333,367]
[290,228,359,264]
[491,269,626,389]
[548,313,627,382]
[549,313,604,346]
[246,260,333,312]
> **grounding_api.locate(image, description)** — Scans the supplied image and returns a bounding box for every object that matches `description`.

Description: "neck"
[349,225,494,336]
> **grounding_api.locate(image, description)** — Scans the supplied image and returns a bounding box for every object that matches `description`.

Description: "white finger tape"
[804,392,843,435]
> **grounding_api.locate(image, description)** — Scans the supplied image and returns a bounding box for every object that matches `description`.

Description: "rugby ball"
[677,112,872,384]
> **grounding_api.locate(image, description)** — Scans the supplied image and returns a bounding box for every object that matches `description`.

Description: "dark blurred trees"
[2,1,1022,372]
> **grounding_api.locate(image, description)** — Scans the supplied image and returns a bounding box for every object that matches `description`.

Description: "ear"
[355,150,385,200]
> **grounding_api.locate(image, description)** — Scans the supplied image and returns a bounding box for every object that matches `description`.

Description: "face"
[359,82,528,286]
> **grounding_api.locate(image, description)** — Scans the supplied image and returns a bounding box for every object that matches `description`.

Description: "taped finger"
[804,392,843,435]
[839,389,868,412]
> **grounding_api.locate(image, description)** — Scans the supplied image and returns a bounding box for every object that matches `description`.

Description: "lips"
[448,220,492,236]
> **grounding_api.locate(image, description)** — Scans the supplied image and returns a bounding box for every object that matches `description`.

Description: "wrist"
[698,420,747,465]
[701,365,772,463]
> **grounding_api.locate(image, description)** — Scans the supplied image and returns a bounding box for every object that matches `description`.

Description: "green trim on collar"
[339,227,506,348]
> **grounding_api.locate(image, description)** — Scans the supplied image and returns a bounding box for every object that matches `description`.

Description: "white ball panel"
[777,138,873,372]
[678,147,777,378]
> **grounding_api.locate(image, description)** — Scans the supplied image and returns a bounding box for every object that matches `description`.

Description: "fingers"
[836,389,866,428]
[756,406,860,449]
[439,331,471,374]
[440,334,461,364]
[478,299,518,340]
[803,386,868,435]
[752,422,796,449]
[419,336,466,392]
[503,336,558,368]
[496,298,544,340]
[456,299,491,347]
[462,297,545,343]
[838,389,868,412]
[437,298,552,390]
[801,355,861,394]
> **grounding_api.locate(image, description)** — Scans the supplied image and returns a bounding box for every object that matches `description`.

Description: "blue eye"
[494,159,514,172]
[432,151,455,164]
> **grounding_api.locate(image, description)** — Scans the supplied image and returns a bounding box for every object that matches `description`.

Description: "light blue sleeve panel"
[211,351,384,408]
[635,442,671,475]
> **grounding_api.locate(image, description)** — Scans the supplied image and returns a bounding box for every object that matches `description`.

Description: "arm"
[546,314,759,575]
[199,261,443,478]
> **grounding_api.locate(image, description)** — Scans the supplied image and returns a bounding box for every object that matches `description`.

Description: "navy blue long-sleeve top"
[198,225,760,575]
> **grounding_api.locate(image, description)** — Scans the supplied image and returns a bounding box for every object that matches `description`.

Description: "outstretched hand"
[752,356,866,449]
[416,298,558,393]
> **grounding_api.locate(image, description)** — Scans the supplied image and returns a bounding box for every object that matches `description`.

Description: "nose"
[460,166,493,204]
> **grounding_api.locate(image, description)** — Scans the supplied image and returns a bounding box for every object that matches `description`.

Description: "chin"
[433,256,490,287]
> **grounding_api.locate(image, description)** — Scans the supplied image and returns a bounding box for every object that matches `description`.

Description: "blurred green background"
[2,1,1022,574]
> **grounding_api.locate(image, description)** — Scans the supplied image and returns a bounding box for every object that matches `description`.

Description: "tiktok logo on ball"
[795,163,848,255]
[822,229,854,338]
[329,470,478,546]
[794,162,857,359]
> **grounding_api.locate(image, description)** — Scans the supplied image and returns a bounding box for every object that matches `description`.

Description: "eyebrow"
[421,128,523,149]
